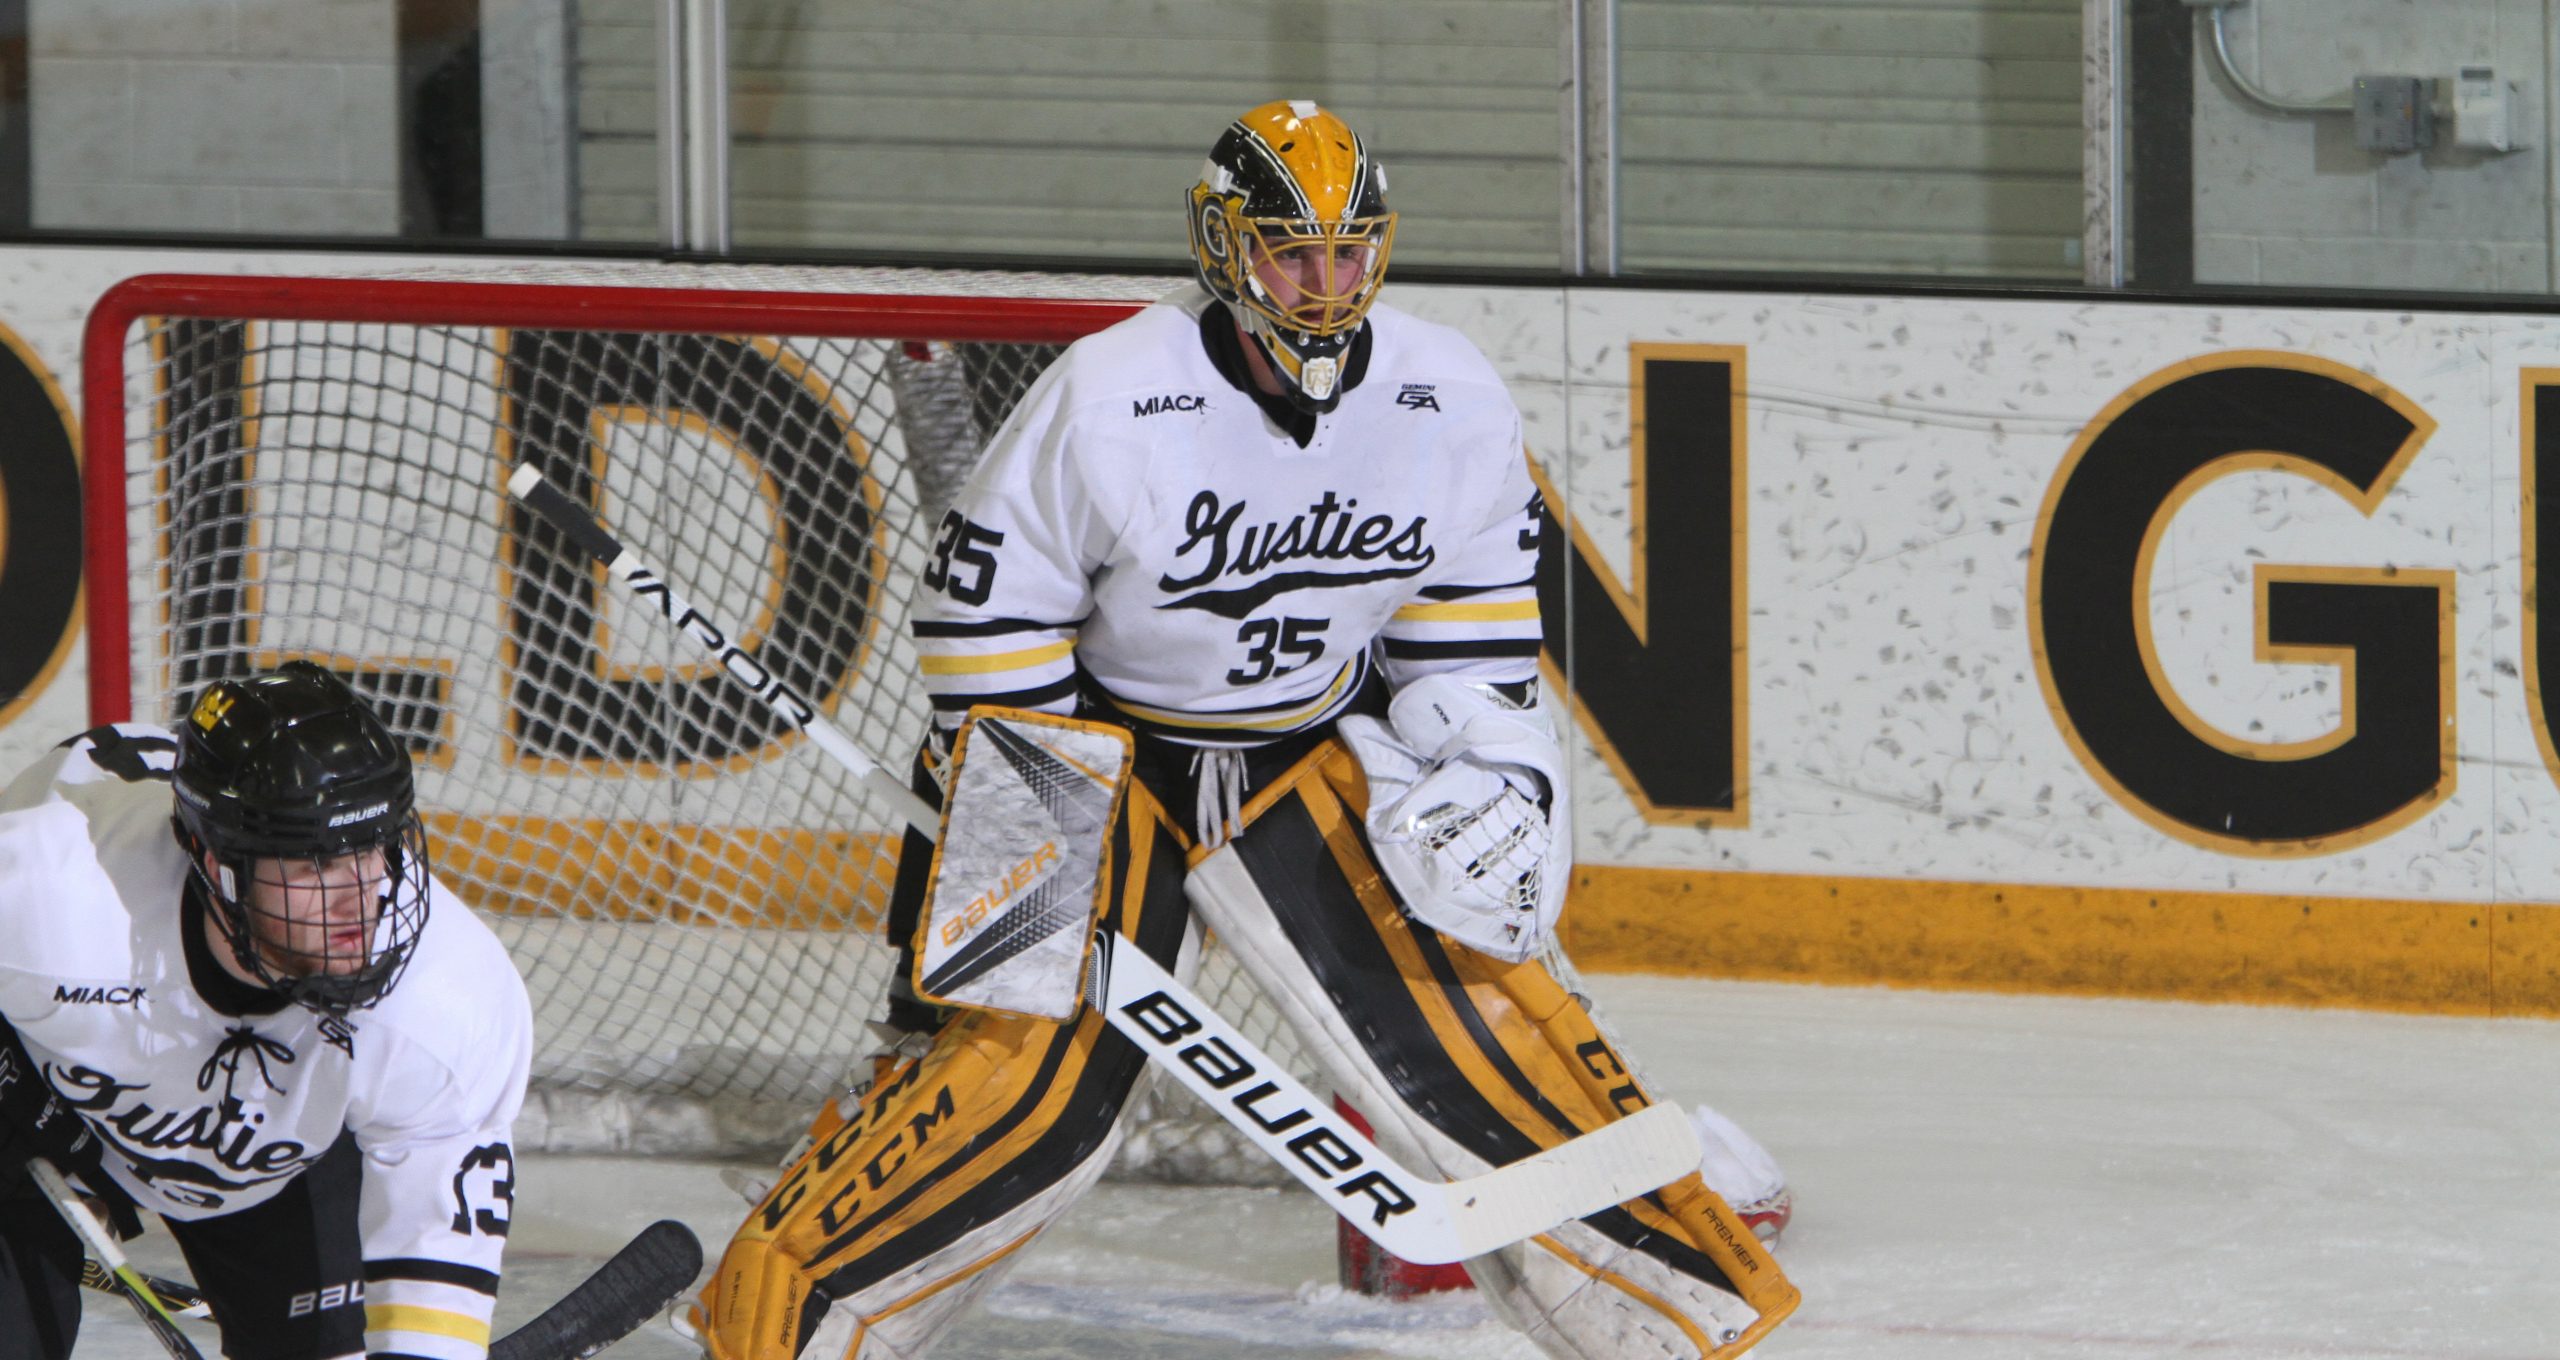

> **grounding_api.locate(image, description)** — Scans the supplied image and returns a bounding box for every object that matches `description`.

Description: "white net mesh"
[103,269,1306,1184]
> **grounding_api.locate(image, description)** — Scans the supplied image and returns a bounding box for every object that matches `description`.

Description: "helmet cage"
[177,792,431,1018]
[1225,210,1396,340]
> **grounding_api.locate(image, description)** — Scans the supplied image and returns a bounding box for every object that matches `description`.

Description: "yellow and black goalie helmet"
[1187,100,1397,411]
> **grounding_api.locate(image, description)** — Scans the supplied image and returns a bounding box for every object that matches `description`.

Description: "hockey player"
[695,101,1799,1359]
[0,661,532,1360]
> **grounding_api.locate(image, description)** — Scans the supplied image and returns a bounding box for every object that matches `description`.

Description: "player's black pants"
[0,1131,368,1360]
[0,1159,82,1360]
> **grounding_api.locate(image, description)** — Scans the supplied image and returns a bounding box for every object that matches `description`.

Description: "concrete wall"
[1620,0,2083,278]
[28,0,576,240]
[2190,0,2555,292]
[31,0,402,234]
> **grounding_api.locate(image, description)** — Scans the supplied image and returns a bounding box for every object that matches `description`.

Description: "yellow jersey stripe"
[919,640,1075,676]
[1109,658,1356,732]
[1391,599,1540,624]
[366,1303,492,1344]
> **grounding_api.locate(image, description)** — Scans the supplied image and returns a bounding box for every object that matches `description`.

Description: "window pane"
[1616,0,2083,280]
[706,0,1564,269]
[20,0,640,243]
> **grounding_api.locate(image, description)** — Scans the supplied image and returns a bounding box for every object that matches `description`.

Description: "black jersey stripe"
[1419,576,1535,601]
[927,676,1078,712]
[913,617,1079,638]
[363,1258,498,1295]
[1380,638,1543,660]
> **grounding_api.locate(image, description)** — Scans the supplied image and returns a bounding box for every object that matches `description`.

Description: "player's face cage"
[1232,212,1397,339]
[199,817,432,1017]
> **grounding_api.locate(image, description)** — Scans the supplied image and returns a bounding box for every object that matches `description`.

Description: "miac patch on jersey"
[914,708,1133,1021]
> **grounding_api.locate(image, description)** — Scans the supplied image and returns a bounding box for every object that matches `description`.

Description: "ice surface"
[76,975,2560,1358]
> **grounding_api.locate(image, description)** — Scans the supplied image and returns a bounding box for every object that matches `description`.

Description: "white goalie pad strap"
[798,1128,1125,1360]
[914,709,1133,1020]
[1340,675,1572,962]
[1184,855,1765,1356]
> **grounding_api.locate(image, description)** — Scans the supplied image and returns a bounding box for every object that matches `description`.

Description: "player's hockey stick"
[506,464,1701,1266]
[490,1219,704,1360]
[68,1213,702,1360]
[31,1159,206,1360]
[79,1259,210,1318]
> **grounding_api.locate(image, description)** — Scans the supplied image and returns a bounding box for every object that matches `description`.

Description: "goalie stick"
[506,463,1701,1266]
[67,1210,703,1360]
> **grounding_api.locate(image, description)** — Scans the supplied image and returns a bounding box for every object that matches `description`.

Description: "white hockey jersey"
[914,287,1545,746]
[0,725,532,1359]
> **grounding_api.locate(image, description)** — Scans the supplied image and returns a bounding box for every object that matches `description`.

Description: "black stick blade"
[490,1220,705,1360]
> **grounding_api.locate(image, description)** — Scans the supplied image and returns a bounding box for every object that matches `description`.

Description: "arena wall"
[6,245,2558,1014]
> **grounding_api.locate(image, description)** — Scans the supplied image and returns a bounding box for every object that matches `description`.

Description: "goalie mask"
[1187,100,1397,413]
[171,661,431,1017]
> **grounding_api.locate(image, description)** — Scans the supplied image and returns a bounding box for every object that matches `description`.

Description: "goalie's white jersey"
[0,725,530,1352]
[916,287,1546,745]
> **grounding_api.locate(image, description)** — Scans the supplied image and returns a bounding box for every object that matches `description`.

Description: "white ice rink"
[81,974,2560,1359]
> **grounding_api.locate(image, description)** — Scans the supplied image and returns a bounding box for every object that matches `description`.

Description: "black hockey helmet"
[171,660,431,1016]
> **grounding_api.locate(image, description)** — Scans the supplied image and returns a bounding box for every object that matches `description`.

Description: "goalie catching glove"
[1337,674,1570,962]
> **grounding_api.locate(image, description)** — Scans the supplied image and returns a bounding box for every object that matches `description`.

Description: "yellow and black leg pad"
[693,783,1195,1360]
[1186,742,1800,1359]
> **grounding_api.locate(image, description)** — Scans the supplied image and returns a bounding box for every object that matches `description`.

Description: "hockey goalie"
[690,100,1800,1360]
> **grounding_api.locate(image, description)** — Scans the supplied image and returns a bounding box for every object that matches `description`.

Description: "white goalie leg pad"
[1691,1103,1790,1237]
[795,1130,1124,1360]
[1338,675,1573,963]
[1187,849,1767,1359]
[789,920,1210,1360]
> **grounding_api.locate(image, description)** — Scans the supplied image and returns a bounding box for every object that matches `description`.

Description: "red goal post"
[77,269,1310,1182]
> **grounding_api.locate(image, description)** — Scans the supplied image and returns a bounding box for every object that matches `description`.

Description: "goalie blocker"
[694,716,1796,1360]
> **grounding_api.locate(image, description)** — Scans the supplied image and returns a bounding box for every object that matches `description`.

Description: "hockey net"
[83,267,1305,1184]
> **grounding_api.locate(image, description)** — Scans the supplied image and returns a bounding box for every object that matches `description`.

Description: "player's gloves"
[1338,674,1571,962]
[0,1021,141,1236]
[0,1022,100,1174]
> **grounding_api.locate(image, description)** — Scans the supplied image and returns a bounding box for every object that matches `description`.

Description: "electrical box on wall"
[2445,66,2521,152]
[2354,75,2434,153]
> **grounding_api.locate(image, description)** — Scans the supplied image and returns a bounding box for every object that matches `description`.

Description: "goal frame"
[80,271,1142,727]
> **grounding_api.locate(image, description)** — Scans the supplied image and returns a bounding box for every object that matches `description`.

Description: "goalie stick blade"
[1435,1101,1701,1261]
[1093,936,1701,1266]
[489,1220,704,1360]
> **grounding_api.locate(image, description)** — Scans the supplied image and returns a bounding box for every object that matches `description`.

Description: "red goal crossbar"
[80,271,1141,727]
